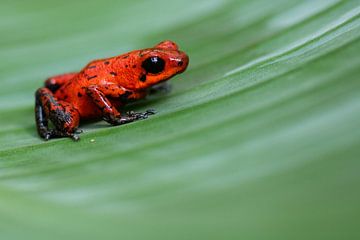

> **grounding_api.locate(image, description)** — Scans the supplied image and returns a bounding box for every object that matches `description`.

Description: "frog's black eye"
[142,57,165,74]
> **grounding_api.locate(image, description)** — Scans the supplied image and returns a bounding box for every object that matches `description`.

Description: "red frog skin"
[35,40,189,140]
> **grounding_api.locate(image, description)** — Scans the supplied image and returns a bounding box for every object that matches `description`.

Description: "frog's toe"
[43,132,52,141]
[145,109,156,115]
[75,128,83,134]
[70,134,80,141]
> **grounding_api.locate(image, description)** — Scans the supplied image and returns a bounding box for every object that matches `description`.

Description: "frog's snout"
[170,51,189,74]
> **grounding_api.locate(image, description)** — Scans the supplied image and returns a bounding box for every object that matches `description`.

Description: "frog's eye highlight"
[142,57,165,74]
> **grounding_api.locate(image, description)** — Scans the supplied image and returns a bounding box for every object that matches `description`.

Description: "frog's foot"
[126,109,156,120]
[105,109,156,126]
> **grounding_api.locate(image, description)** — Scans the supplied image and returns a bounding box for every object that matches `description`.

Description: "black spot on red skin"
[77,92,83,97]
[87,75,97,80]
[88,65,96,69]
[139,74,146,82]
[125,65,128,68]
[104,61,110,65]
[122,55,129,59]
[110,72,117,76]
[178,61,183,66]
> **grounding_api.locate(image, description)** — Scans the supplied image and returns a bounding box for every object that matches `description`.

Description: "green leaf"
[1,0,359,239]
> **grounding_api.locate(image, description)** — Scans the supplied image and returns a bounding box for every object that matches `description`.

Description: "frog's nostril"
[170,52,189,71]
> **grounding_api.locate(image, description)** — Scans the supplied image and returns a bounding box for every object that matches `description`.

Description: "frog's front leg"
[85,84,155,125]
[35,88,80,140]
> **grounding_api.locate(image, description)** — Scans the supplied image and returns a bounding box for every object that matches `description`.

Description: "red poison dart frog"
[35,40,189,140]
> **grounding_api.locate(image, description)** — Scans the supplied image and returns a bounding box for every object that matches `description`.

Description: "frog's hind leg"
[35,88,80,141]
[44,72,78,93]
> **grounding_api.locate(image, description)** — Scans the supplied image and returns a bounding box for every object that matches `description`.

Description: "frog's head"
[128,40,189,90]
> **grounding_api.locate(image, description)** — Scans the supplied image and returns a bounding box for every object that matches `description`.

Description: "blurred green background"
[0,0,360,239]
